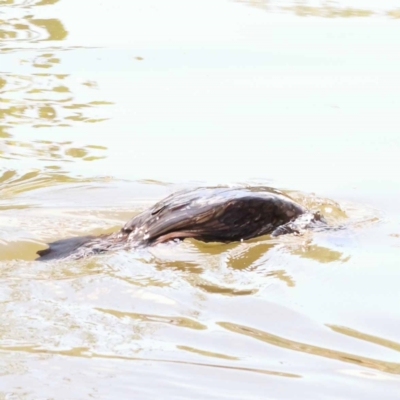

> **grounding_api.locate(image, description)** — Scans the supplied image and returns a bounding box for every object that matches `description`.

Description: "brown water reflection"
[97,308,208,330]
[0,167,108,197]
[1,0,400,398]
[0,139,107,161]
[1,0,59,6]
[289,240,350,263]
[0,73,113,129]
[0,15,66,48]
[219,322,400,375]
[329,325,400,353]
[388,9,400,18]
[0,71,112,165]
[0,345,301,378]
[236,0,400,18]
[0,0,113,142]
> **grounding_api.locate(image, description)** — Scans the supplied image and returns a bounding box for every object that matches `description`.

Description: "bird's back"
[37,186,311,260]
[121,187,306,245]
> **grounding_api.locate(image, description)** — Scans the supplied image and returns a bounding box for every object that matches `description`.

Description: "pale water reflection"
[0,72,113,128]
[1,0,400,398]
[237,0,400,18]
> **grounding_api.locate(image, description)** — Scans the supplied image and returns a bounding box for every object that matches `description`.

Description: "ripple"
[96,308,208,330]
[2,0,60,7]
[0,17,66,47]
[177,345,239,360]
[235,0,400,18]
[328,325,400,353]
[218,321,400,375]
[0,18,44,44]
[0,73,114,129]
[0,345,301,378]
[0,138,107,162]
[0,168,109,198]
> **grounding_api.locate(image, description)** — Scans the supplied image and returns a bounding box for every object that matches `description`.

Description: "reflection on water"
[1,0,400,398]
[0,17,67,46]
[387,9,400,18]
[0,125,11,138]
[0,344,302,378]
[281,3,373,18]
[0,73,113,129]
[0,138,107,161]
[1,0,59,6]
[177,344,239,360]
[97,307,208,330]
[0,0,113,171]
[224,241,276,270]
[236,0,400,18]
[288,239,350,263]
[0,166,106,197]
[219,322,400,375]
[328,325,400,353]
[30,18,68,41]
[0,0,65,49]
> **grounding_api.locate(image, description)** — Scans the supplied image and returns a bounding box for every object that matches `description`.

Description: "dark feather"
[122,187,306,245]
[37,186,312,261]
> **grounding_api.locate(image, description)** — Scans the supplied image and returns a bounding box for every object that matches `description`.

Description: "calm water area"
[1,0,400,398]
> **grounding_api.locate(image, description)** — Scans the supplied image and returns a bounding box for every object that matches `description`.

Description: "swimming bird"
[37,186,324,261]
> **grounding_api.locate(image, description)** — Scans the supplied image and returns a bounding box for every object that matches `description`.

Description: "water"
[1,0,400,398]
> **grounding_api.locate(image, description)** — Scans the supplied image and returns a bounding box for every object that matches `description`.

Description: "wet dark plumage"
[37,186,323,261]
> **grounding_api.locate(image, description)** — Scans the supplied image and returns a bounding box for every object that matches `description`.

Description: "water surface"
[1,0,400,398]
